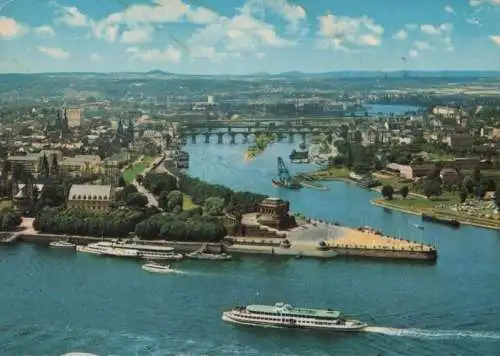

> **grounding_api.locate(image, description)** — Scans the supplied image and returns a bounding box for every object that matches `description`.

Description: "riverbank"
[372,198,500,230]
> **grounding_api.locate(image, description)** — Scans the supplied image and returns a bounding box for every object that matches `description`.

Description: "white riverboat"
[186,251,232,261]
[222,302,368,332]
[141,263,179,274]
[92,240,182,260]
[77,244,138,258]
[76,245,107,256]
[49,241,76,248]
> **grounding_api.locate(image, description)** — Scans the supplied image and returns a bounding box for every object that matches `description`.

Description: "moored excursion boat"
[90,240,182,260]
[141,262,178,274]
[49,241,76,248]
[76,245,107,256]
[186,251,232,261]
[222,302,368,332]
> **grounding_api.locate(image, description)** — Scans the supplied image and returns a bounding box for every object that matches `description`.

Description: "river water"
[2,131,500,355]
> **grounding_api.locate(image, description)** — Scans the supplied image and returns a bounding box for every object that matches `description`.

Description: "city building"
[67,184,114,211]
[256,197,296,229]
[432,106,460,119]
[440,168,459,185]
[7,150,62,174]
[66,107,83,128]
[443,134,476,150]
[386,163,435,180]
[60,155,101,176]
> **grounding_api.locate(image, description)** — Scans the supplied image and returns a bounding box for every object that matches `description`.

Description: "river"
[2,138,500,355]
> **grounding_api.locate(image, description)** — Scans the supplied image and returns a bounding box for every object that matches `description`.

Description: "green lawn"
[307,167,351,180]
[0,199,12,212]
[183,195,198,210]
[122,163,146,183]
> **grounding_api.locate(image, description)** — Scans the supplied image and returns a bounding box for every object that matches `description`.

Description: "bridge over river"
[178,120,349,144]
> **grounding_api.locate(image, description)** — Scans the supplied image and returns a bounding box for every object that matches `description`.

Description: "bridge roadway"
[181,117,354,129]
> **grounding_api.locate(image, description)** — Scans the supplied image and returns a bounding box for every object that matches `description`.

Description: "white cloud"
[57,6,89,27]
[470,0,500,6]
[419,23,453,51]
[490,35,500,45]
[38,46,71,59]
[186,6,219,24]
[120,26,154,44]
[128,46,182,62]
[92,22,119,42]
[466,17,481,26]
[34,25,55,38]
[255,52,265,59]
[0,16,28,39]
[90,52,101,61]
[392,29,407,40]
[242,0,308,34]
[187,13,295,62]
[409,49,418,58]
[444,5,455,13]
[316,13,384,50]
[414,41,432,50]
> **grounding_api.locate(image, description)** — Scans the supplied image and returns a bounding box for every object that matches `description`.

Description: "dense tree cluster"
[0,211,22,230]
[134,209,226,242]
[34,207,146,238]
[179,175,266,213]
[143,172,178,195]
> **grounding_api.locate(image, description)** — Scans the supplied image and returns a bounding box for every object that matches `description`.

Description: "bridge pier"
[217,133,224,144]
[242,132,249,143]
[191,134,197,144]
[204,133,210,144]
[229,132,236,144]
[288,132,294,143]
[301,132,306,142]
[277,132,284,141]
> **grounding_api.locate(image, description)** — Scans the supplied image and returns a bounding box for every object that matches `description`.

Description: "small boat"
[49,241,76,248]
[186,251,232,261]
[422,214,460,228]
[137,251,184,261]
[413,224,424,230]
[141,262,178,274]
[222,302,368,332]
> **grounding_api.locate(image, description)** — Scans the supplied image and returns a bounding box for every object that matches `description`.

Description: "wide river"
[2,132,500,355]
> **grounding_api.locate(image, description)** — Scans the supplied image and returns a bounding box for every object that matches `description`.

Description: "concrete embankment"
[371,199,500,231]
[226,243,338,259]
[226,242,436,261]
[19,234,223,253]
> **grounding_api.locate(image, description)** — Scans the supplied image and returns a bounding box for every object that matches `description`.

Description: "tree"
[164,190,183,212]
[459,189,468,204]
[204,197,225,216]
[423,180,442,199]
[472,166,481,184]
[494,188,500,208]
[126,192,148,208]
[118,175,126,187]
[381,185,394,200]
[136,174,144,185]
[400,186,409,198]
[51,154,59,176]
[475,185,487,200]
[463,176,475,194]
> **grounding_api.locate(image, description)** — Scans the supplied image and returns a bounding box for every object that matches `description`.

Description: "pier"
[226,214,437,261]
[0,232,22,245]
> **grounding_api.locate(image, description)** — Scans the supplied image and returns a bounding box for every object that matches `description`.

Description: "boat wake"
[364,326,500,340]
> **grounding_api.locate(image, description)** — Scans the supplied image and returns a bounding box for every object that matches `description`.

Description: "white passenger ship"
[222,302,367,331]
[90,240,183,260]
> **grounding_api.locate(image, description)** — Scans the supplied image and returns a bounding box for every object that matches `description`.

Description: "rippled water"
[2,138,500,355]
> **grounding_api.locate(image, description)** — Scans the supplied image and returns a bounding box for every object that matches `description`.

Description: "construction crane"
[272,157,302,190]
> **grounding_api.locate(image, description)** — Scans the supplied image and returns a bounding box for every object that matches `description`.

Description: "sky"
[1,0,500,74]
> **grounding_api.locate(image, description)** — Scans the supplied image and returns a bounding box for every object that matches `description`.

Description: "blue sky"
[1,0,500,74]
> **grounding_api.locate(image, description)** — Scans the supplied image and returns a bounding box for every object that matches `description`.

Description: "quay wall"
[19,234,223,253]
[332,247,437,261]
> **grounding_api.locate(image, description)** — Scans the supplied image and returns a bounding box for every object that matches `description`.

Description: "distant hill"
[2,70,500,79]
